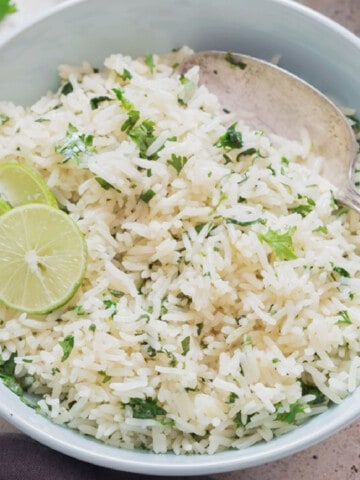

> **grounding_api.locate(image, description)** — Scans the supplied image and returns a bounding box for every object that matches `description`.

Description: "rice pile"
[0,47,359,454]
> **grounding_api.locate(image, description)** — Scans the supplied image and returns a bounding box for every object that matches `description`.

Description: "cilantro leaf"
[144,54,155,73]
[0,0,17,22]
[257,227,297,260]
[128,120,157,158]
[167,154,188,173]
[126,397,166,419]
[277,401,307,424]
[112,88,134,111]
[216,123,243,149]
[90,96,112,110]
[140,189,156,203]
[225,217,266,227]
[55,123,95,165]
[59,335,74,362]
[121,109,140,132]
[181,336,190,355]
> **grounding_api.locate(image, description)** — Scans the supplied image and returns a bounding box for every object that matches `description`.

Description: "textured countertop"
[0,1,359,479]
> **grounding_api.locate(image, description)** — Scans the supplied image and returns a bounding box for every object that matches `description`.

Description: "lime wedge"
[0,163,57,208]
[0,198,11,215]
[0,204,87,314]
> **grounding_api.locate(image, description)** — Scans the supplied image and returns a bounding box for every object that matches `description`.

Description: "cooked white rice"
[0,47,359,454]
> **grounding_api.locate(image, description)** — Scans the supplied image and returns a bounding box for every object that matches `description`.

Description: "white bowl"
[0,0,360,475]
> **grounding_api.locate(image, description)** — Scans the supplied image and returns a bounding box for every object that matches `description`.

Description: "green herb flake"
[216,123,243,149]
[128,119,157,159]
[103,299,118,318]
[335,310,352,325]
[0,0,17,22]
[289,195,316,217]
[59,335,74,362]
[181,336,191,355]
[0,113,10,125]
[140,188,156,203]
[313,225,328,235]
[89,323,96,332]
[144,54,155,73]
[126,397,166,419]
[121,109,140,132]
[55,123,95,165]
[98,370,112,383]
[69,305,86,315]
[225,51,247,70]
[112,88,134,111]
[90,96,112,110]
[118,68,132,81]
[277,401,307,424]
[95,176,114,190]
[244,335,252,345]
[61,81,74,96]
[167,153,189,173]
[226,392,239,404]
[225,217,266,227]
[332,264,351,278]
[257,227,297,260]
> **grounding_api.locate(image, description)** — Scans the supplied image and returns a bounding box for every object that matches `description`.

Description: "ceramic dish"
[0,0,360,475]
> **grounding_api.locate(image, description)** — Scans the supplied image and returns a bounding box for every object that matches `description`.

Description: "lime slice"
[0,162,57,208]
[0,198,11,215]
[0,204,87,314]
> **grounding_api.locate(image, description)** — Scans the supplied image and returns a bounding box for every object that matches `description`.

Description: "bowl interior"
[0,0,360,475]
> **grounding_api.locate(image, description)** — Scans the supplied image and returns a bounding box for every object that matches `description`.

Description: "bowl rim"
[0,0,360,475]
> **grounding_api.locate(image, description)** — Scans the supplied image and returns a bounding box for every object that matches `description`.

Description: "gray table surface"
[0,1,359,479]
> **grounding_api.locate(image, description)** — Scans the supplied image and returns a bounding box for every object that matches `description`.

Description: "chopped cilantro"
[109,289,125,298]
[216,123,243,149]
[59,335,74,362]
[55,123,95,165]
[181,336,190,355]
[140,189,156,203]
[0,0,17,22]
[289,195,316,217]
[121,109,140,132]
[313,225,328,235]
[144,54,155,73]
[125,396,166,419]
[89,323,96,332]
[225,217,266,227]
[277,401,307,424]
[335,310,352,325]
[90,96,112,110]
[331,264,351,278]
[95,176,113,190]
[167,154,188,173]
[69,305,86,315]
[0,113,10,125]
[257,227,297,260]
[128,119,157,159]
[103,299,117,318]
[118,68,132,81]
[112,88,134,111]
[226,392,239,404]
[60,81,73,96]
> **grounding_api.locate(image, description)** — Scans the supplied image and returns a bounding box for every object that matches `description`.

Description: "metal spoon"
[181,51,360,213]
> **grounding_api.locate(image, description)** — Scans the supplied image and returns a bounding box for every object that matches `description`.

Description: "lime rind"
[0,204,87,314]
[0,162,58,208]
[0,198,11,215]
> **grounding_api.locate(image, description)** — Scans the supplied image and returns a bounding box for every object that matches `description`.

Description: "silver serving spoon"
[181,51,360,213]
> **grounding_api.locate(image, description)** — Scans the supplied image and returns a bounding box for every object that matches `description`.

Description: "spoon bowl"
[181,51,360,213]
